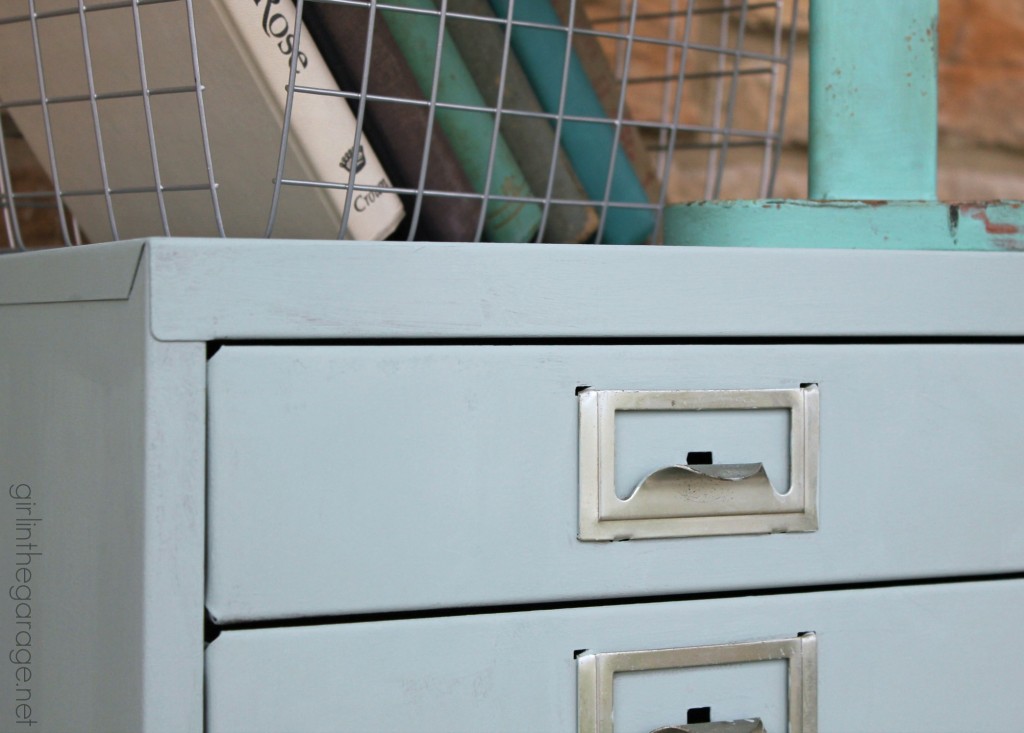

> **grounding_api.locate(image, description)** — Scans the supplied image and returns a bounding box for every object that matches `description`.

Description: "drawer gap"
[202,335,1024,352]
[204,571,1024,633]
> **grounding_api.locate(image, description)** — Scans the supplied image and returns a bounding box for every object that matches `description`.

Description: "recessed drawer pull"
[631,462,780,519]
[651,720,765,733]
[578,634,817,733]
[578,385,819,540]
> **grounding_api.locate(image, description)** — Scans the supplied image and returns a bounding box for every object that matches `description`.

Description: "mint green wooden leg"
[663,0,1024,251]
[809,0,937,201]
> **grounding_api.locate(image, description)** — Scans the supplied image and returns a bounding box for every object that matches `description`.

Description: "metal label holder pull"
[577,634,818,733]
[651,719,765,733]
[578,386,819,540]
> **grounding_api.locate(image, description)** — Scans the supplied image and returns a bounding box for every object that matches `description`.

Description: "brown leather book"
[301,1,483,242]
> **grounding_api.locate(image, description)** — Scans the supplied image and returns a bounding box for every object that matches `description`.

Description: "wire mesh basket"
[0,0,799,250]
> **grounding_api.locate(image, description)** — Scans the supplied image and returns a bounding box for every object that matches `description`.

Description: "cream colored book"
[0,0,404,242]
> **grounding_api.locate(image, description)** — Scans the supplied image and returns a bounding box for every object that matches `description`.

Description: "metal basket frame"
[0,0,799,250]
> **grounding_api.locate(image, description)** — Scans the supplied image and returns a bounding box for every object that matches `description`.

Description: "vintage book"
[552,0,663,207]
[487,0,655,244]
[381,0,541,243]
[446,0,597,244]
[0,0,404,242]
[301,0,482,243]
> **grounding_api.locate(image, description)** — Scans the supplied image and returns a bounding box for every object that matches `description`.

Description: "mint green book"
[380,0,541,243]
[488,0,654,244]
[446,0,598,244]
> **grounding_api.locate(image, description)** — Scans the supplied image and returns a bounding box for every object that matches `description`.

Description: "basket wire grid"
[0,0,799,250]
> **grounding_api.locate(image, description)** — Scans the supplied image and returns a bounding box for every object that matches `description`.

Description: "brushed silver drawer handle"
[630,462,780,520]
[578,634,817,733]
[578,385,819,540]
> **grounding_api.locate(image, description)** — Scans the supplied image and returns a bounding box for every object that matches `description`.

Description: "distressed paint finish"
[144,239,1024,339]
[809,0,939,201]
[665,0,977,251]
[664,199,1024,250]
[0,247,206,733]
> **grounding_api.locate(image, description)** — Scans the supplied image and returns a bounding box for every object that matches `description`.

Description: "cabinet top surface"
[2,238,1023,340]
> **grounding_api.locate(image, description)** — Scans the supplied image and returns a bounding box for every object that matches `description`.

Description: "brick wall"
[938,0,1024,200]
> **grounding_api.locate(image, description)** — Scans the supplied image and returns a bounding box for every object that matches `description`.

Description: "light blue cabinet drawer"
[207,344,1024,622]
[206,579,1024,733]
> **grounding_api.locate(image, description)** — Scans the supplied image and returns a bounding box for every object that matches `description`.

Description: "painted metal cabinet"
[206,579,1024,733]
[2,239,1024,732]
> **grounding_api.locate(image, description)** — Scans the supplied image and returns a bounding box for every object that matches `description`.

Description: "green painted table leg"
[664,0,1023,251]
[809,0,938,201]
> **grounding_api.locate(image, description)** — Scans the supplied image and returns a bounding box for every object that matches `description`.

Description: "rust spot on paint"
[860,200,889,207]
[954,200,1022,209]
[984,221,1019,235]
[963,206,1019,235]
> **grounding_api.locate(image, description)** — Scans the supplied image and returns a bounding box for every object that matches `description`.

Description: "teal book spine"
[381,0,541,243]
[488,0,654,244]
[446,0,597,244]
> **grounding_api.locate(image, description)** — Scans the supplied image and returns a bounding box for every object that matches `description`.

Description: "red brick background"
[938,0,1024,200]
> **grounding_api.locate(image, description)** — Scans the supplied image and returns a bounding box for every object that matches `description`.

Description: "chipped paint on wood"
[664,200,1024,251]
[960,202,1024,250]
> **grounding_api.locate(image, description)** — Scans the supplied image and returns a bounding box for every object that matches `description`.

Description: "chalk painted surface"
[207,343,1024,621]
[206,579,1024,733]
